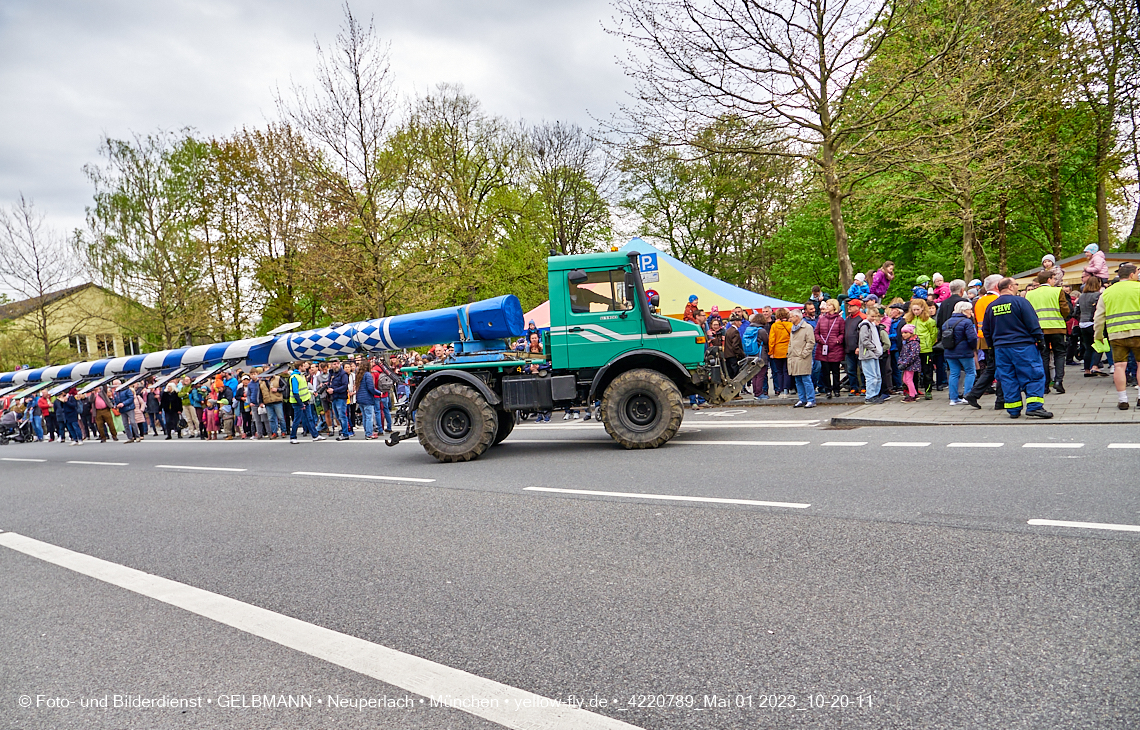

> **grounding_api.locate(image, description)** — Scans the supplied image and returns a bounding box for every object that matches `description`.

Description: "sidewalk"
[831,367,1139,426]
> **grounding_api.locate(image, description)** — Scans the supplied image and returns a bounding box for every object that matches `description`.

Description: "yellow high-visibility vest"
[1026,285,1065,330]
[1102,280,1140,336]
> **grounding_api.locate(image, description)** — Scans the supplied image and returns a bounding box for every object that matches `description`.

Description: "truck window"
[568,269,635,314]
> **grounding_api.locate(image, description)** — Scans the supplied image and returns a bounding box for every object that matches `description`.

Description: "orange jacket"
[769,320,792,358]
[974,292,998,349]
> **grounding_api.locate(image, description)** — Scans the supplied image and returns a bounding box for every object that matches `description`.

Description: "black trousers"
[966,348,1004,405]
[1040,333,1067,386]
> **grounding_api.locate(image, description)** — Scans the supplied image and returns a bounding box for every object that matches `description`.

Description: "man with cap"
[1026,270,1071,394]
[844,299,866,394]
[965,274,1006,410]
[684,296,700,322]
[1093,263,1140,410]
[982,277,1052,418]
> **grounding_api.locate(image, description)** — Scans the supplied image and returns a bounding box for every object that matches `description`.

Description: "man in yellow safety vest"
[1025,270,1070,394]
[1093,263,1140,410]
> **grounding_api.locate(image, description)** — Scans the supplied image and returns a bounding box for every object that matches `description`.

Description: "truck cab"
[546,251,706,374]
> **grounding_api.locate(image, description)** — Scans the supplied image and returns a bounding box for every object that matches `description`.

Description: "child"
[930,273,951,303]
[912,275,930,301]
[219,398,235,440]
[847,273,870,301]
[897,325,922,402]
[204,398,220,440]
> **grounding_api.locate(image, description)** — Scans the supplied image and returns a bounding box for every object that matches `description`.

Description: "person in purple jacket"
[870,261,895,299]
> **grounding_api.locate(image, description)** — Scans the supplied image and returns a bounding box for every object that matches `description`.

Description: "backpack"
[742,325,761,357]
[940,318,957,351]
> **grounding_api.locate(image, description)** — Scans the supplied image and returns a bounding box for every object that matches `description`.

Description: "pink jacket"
[931,283,951,303]
[1084,251,1108,280]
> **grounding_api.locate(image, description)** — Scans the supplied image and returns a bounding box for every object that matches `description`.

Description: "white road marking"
[1,457,45,462]
[67,461,128,466]
[155,464,247,472]
[292,471,435,484]
[1027,519,1140,533]
[0,532,637,730]
[947,442,1004,448]
[821,441,867,447]
[524,486,810,509]
[516,420,819,429]
[674,440,810,446]
[882,442,931,447]
[1107,443,1140,449]
[1022,443,1084,449]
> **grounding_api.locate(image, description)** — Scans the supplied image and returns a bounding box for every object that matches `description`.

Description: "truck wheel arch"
[411,370,502,411]
[589,350,695,402]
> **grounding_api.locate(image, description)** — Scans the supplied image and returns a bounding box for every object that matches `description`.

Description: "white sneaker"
[315,434,327,441]
[949,399,963,405]
[563,413,571,420]
[291,438,299,444]
[573,412,580,420]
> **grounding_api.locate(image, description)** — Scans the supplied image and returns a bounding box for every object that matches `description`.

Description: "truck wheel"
[492,408,514,446]
[601,369,683,449]
[416,384,498,462]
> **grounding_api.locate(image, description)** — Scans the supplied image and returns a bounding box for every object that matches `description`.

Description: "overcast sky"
[0,0,631,239]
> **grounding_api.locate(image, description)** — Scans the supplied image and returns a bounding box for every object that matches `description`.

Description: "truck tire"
[601,369,683,449]
[416,384,498,462]
[492,408,514,446]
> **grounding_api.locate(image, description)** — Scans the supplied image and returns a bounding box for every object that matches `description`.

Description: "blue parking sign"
[638,253,659,283]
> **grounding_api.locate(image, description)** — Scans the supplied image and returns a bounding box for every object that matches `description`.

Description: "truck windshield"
[568,269,635,314]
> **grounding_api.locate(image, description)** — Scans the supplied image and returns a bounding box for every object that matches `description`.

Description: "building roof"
[0,283,100,322]
[1012,253,1140,286]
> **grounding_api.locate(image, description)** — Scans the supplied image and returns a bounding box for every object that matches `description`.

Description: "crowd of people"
[0,352,427,446]
[3,245,1138,442]
[687,245,1140,417]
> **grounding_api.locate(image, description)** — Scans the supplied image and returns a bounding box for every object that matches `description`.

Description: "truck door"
[549,266,643,371]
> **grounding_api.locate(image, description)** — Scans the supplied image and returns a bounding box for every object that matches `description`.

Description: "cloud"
[0,0,630,236]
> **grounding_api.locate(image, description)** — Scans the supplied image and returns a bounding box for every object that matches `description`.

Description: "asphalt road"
[1,411,1137,729]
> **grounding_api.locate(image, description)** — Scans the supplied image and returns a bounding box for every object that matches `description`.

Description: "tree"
[79,132,212,349]
[1065,0,1139,250]
[619,118,800,293]
[610,0,962,288]
[527,122,613,255]
[278,4,417,320]
[0,195,83,365]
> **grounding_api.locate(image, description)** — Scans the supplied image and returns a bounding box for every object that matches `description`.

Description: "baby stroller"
[0,410,31,445]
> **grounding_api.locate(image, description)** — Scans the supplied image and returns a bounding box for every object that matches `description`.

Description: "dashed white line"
[0,532,637,730]
[155,464,247,472]
[67,461,128,466]
[821,441,867,447]
[1023,443,1084,449]
[1027,519,1140,533]
[1107,443,1140,449]
[947,442,1004,448]
[291,471,435,484]
[882,442,931,447]
[524,486,810,508]
[674,440,810,446]
[1,457,45,462]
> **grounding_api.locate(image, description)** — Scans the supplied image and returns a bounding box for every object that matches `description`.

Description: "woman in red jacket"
[814,299,846,399]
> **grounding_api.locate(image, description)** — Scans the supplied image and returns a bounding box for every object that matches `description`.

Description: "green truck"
[389,251,759,462]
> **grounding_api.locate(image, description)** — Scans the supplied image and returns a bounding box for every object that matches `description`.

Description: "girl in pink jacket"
[1083,244,1108,282]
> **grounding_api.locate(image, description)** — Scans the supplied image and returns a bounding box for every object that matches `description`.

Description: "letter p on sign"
[639,253,659,282]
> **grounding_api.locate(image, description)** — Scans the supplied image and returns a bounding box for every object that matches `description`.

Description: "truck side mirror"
[567,269,589,285]
[650,293,660,308]
[624,272,639,305]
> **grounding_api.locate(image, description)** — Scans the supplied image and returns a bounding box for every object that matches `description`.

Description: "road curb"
[830,416,1116,427]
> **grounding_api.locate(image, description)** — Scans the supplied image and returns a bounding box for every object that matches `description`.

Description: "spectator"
[858,305,886,403]
[1026,270,1071,395]
[930,273,951,303]
[847,273,870,301]
[1078,276,1106,376]
[768,309,793,396]
[844,299,866,395]
[160,384,183,439]
[1093,263,1140,410]
[965,274,1006,410]
[787,308,816,408]
[944,301,979,405]
[905,299,938,400]
[1083,244,1108,284]
[983,277,1052,419]
[897,325,922,402]
[870,261,895,299]
[814,299,845,399]
[115,382,140,443]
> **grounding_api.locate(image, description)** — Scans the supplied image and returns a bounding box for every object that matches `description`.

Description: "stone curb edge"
[830,417,1118,428]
